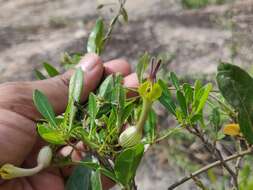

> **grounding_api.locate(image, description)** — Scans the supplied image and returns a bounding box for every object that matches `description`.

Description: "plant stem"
[187,126,238,188]
[103,0,126,47]
[136,98,152,132]
[168,148,253,190]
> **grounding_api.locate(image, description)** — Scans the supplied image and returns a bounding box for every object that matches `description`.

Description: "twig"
[103,0,126,46]
[187,126,238,188]
[168,148,253,190]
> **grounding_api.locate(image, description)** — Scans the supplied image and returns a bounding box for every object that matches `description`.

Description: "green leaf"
[87,18,104,55]
[217,63,253,144]
[121,8,128,23]
[37,124,66,144]
[43,62,60,77]
[88,93,97,136]
[210,107,221,130]
[88,93,97,119]
[66,161,92,190]
[183,83,193,106]
[91,170,102,190]
[69,68,84,102]
[78,161,117,182]
[64,68,84,129]
[34,69,47,80]
[195,83,212,114]
[122,103,134,123]
[176,91,187,117]
[115,75,125,126]
[98,75,114,100]
[158,79,176,116]
[61,52,82,68]
[33,90,57,128]
[114,144,144,185]
[192,79,203,111]
[136,53,150,83]
[170,72,180,91]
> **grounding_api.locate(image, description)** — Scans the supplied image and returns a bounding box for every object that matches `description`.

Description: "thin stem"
[136,98,152,132]
[209,93,236,118]
[155,125,182,143]
[187,126,238,187]
[168,148,253,190]
[103,0,126,46]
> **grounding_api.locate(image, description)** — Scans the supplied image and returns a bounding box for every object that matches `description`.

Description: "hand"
[0,53,138,190]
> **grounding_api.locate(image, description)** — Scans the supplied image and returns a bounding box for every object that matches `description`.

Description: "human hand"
[0,53,138,190]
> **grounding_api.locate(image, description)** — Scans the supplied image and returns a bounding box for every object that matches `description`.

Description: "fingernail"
[76,53,101,71]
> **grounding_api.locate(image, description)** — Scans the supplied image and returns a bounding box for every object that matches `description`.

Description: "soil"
[0,0,252,189]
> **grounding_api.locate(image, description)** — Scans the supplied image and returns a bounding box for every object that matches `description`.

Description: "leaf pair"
[35,62,60,80]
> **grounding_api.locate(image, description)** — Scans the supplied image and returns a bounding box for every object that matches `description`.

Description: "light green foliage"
[87,18,104,55]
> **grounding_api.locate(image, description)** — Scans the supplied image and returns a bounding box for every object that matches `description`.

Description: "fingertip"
[104,59,131,76]
[123,73,139,88]
[76,53,103,72]
[123,73,139,97]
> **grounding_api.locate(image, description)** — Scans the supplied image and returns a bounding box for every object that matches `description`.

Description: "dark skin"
[0,53,138,190]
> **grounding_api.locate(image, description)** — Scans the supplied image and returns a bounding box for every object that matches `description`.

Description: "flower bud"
[0,146,52,180]
[37,146,53,168]
[118,126,142,148]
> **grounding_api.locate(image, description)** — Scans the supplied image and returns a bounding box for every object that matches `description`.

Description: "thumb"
[29,53,103,117]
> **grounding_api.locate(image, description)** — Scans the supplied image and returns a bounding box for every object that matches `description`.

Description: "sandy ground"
[0,0,253,189]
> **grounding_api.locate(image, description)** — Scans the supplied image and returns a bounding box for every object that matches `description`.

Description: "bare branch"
[168,148,252,190]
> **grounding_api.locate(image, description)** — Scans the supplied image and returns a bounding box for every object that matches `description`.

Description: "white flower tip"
[37,146,53,168]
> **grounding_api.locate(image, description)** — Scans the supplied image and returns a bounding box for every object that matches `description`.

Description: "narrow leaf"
[195,83,212,114]
[33,90,57,128]
[121,8,128,23]
[34,69,47,80]
[176,91,187,117]
[87,18,104,55]
[64,68,84,129]
[91,170,102,190]
[43,62,60,77]
[158,79,176,116]
[136,53,150,83]
[170,72,180,91]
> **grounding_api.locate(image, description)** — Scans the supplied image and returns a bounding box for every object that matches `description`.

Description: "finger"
[123,73,139,97]
[104,59,131,76]
[29,53,103,118]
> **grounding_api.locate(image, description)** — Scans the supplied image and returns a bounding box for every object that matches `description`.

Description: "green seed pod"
[118,126,142,148]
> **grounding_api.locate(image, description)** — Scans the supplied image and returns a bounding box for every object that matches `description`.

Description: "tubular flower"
[223,123,240,136]
[0,146,52,180]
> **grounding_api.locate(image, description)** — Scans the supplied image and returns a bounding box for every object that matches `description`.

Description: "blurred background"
[0,0,252,189]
